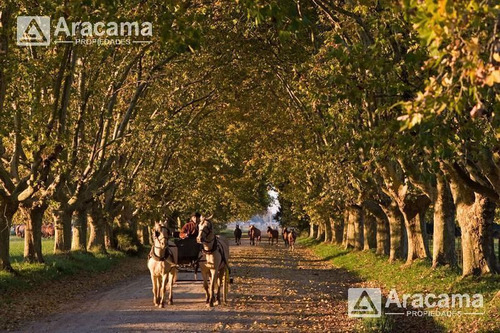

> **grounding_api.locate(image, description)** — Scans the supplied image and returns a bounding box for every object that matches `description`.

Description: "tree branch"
[452,162,499,202]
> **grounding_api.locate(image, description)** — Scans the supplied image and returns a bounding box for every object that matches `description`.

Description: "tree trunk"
[363,213,377,250]
[53,207,73,253]
[309,222,316,238]
[0,213,11,271]
[432,173,456,267]
[363,200,390,255]
[323,219,332,242]
[342,209,348,246]
[445,165,500,276]
[0,199,16,272]
[105,220,116,250]
[401,196,431,264]
[376,213,390,255]
[403,210,430,263]
[498,238,500,264]
[88,201,106,253]
[316,223,324,241]
[330,216,344,244]
[456,194,499,275]
[23,201,48,263]
[138,225,150,245]
[353,206,364,251]
[345,205,363,250]
[345,208,355,249]
[71,207,88,251]
[131,217,141,246]
[123,206,141,247]
[381,201,406,261]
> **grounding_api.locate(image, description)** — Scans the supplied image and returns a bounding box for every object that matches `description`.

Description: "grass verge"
[299,238,500,332]
[1,237,148,330]
[1,237,127,295]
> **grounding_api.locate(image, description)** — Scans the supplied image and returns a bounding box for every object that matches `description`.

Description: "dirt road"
[16,240,361,333]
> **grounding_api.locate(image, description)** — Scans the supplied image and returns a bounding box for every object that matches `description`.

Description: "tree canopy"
[1,0,499,276]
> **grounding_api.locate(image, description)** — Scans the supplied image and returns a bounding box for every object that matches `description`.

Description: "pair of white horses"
[147,216,230,308]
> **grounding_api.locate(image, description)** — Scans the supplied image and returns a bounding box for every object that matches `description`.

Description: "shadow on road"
[14,240,445,332]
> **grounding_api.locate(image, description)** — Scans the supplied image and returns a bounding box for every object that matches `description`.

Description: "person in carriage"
[175,213,203,277]
[180,212,201,239]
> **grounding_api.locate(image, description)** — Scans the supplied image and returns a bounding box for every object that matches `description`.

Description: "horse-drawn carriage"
[171,235,203,279]
[147,217,231,308]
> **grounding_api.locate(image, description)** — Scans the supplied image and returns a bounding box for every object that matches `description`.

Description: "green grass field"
[218,228,235,238]
[1,236,126,295]
[9,236,54,262]
[299,238,500,332]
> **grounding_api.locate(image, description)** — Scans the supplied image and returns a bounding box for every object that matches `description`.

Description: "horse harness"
[150,225,175,262]
[199,221,216,254]
[200,220,230,273]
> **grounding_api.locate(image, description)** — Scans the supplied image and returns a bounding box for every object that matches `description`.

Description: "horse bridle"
[199,220,219,254]
[152,225,171,260]
[199,220,215,243]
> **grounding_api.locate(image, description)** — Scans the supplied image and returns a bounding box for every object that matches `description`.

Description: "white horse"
[196,216,230,307]
[147,222,178,307]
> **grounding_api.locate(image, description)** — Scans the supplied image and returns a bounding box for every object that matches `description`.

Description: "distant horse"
[147,222,178,307]
[248,225,261,246]
[288,229,297,251]
[15,225,25,238]
[234,226,242,245]
[282,227,289,247]
[267,227,279,245]
[197,215,230,307]
[42,223,55,238]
